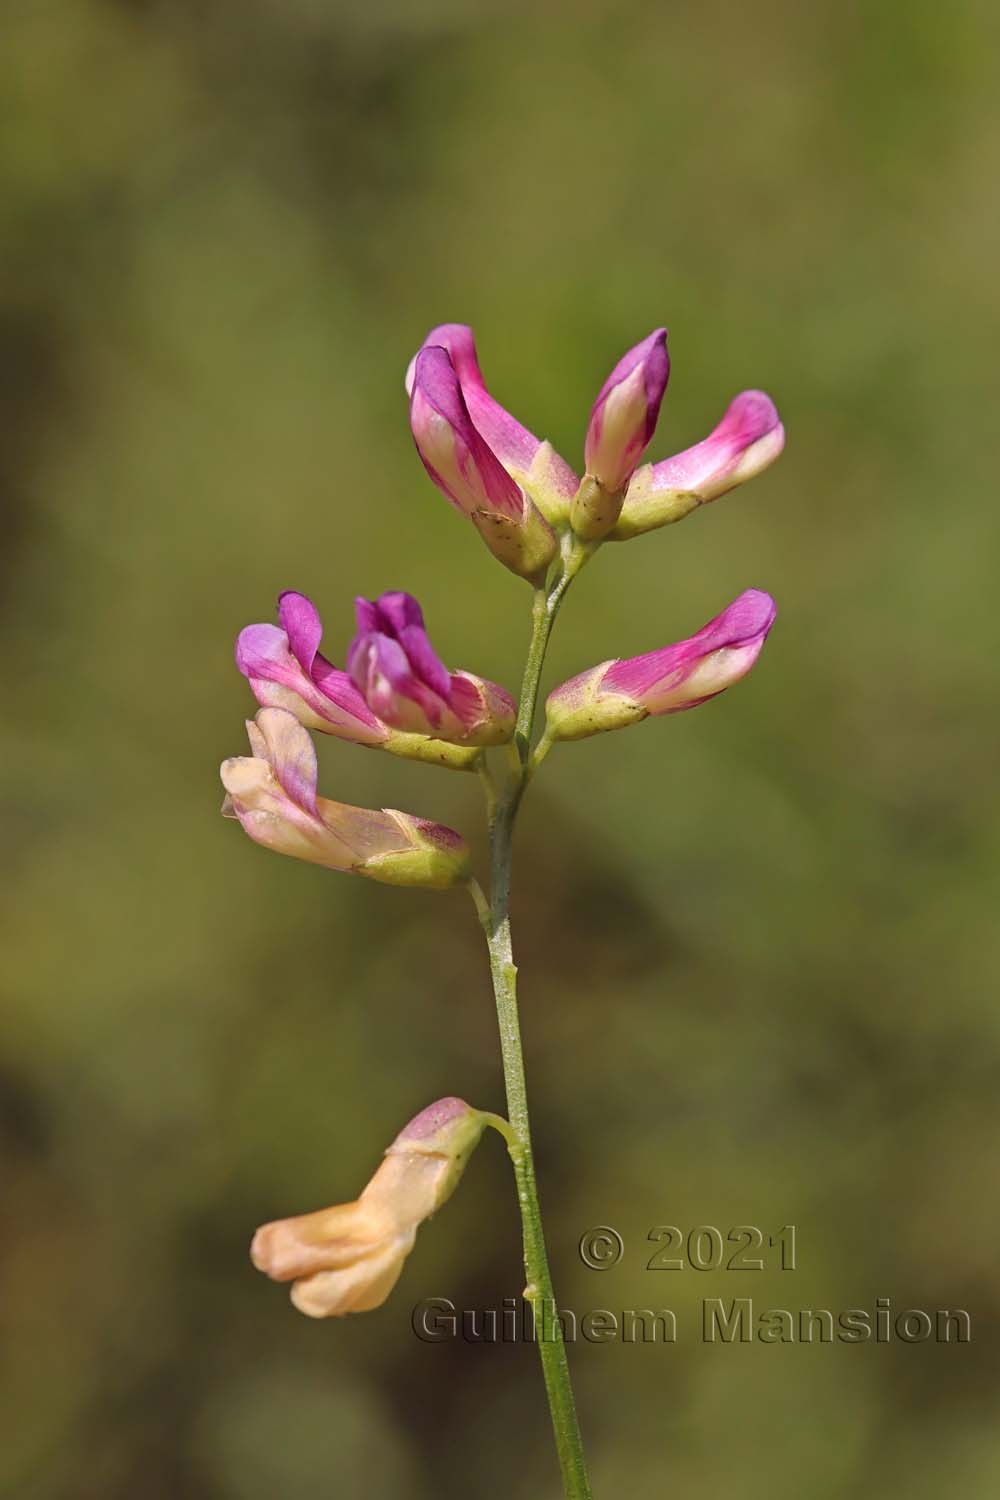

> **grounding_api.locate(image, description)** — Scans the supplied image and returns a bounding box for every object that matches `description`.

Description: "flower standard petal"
[406,322,578,523]
[409,346,558,581]
[236,607,387,746]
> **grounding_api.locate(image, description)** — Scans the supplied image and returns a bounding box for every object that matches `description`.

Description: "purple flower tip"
[603,587,776,705]
[396,1097,473,1143]
[585,327,671,492]
[409,346,526,523]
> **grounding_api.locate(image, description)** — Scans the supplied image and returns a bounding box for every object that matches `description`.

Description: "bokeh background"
[3,0,999,1495]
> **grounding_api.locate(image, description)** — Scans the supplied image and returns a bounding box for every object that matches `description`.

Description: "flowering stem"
[480,564,593,1500]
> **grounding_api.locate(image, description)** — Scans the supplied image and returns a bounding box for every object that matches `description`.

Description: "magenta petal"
[353,596,381,635]
[348,632,447,731]
[408,324,579,507]
[278,591,323,675]
[646,391,783,494]
[410,346,525,521]
[308,656,385,732]
[604,589,777,699]
[410,349,527,525]
[445,673,486,732]
[351,633,416,697]
[350,592,451,700]
[236,622,293,680]
[374,593,454,699]
[395,625,451,702]
[408,323,537,474]
[591,328,669,424]
[373,590,425,636]
[584,328,670,492]
[345,589,514,742]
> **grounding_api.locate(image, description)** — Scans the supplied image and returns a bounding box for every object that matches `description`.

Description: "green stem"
[475,757,500,826]
[481,563,593,1500]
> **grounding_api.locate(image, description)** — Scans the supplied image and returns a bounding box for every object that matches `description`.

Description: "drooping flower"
[346,590,515,745]
[408,346,558,582]
[544,589,777,741]
[612,391,785,539]
[251,1097,488,1317]
[221,707,470,888]
[406,323,578,526]
[236,591,505,766]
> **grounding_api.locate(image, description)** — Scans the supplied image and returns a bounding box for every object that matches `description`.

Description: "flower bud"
[406,323,578,525]
[221,707,469,888]
[544,589,777,741]
[577,329,669,539]
[251,1097,487,1318]
[347,590,515,746]
[613,391,784,540]
[409,346,557,582]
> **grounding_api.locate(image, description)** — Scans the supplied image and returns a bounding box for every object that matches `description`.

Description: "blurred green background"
[3,0,999,1495]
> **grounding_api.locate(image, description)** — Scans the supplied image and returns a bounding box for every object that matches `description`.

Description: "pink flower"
[347,591,515,745]
[251,1097,487,1318]
[237,590,511,761]
[408,345,558,581]
[406,323,578,526]
[236,591,387,745]
[584,328,670,495]
[613,391,785,539]
[544,589,777,740]
[221,707,469,888]
[406,323,782,548]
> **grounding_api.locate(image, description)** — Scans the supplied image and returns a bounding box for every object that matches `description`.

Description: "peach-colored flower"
[251,1098,487,1318]
[221,708,469,889]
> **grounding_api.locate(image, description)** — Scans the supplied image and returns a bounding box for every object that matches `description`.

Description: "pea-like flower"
[612,391,785,539]
[251,1097,488,1317]
[221,707,469,888]
[347,590,515,745]
[408,345,558,582]
[237,590,509,766]
[407,322,782,551]
[406,322,579,527]
[544,589,777,741]
[572,329,670,539]
[236,591,388,743]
